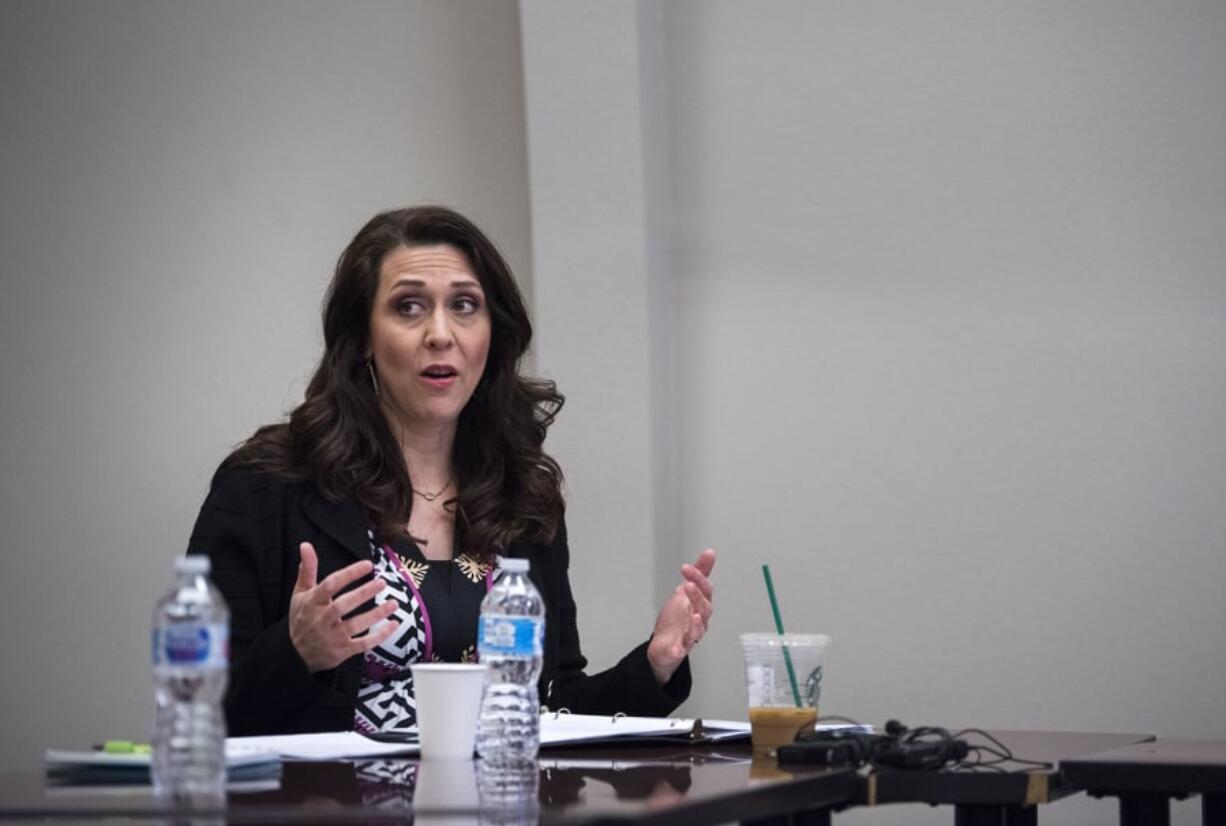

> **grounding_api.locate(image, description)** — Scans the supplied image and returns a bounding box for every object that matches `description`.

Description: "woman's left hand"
[647,549,716,685]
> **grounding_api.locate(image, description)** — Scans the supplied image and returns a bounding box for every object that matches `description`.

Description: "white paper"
[539,714,750,746]
[226,731,419,761]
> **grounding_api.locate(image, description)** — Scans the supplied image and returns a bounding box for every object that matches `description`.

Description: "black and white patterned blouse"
[353,531,493,733]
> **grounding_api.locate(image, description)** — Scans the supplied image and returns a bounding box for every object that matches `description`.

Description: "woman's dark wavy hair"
[225,205,565,555]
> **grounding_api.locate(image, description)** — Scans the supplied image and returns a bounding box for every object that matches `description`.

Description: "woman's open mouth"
[419,364,458,390]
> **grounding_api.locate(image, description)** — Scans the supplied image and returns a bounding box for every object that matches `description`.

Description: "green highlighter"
[100,740,152,755]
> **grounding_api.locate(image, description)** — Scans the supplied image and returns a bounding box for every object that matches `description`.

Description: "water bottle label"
[478,616,543,657]
[153,623,228,668]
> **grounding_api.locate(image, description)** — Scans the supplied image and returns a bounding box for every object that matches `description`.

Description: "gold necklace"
[412,479,452,502]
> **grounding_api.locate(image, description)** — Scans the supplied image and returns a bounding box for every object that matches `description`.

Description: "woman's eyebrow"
[387,278,481,290]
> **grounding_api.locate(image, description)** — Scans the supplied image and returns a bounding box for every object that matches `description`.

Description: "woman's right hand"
[289,542,399,673]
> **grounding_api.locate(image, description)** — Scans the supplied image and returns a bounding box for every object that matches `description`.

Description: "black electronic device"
[777,720,974,771]
[777,729,881,767]
[875,737,969,769]
[774,719,1043,774]
[874,722,970,770]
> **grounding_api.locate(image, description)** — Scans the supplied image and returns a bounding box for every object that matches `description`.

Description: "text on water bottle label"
[152,623,229,668]
[478,616,543,657]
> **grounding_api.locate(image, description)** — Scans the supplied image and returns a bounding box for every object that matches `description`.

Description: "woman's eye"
[453,296,481,314]
[396,298,427,316]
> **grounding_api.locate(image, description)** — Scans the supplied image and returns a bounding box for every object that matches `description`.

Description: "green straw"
[761,564,802,708]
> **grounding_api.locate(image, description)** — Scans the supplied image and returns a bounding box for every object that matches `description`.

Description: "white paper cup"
[410,663,488,760]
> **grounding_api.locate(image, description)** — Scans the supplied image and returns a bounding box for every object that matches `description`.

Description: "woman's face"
[368,244,492,431]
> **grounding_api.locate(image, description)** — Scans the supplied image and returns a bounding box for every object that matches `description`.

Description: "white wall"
[0,0,531,771]
[668,0,1226,728]
[522,3,1226,824]
[518,0,683,670]
[668,3,1226,825]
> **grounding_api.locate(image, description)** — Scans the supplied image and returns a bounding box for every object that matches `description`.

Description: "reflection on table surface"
[237,746,751,818]
[9,743,860,823]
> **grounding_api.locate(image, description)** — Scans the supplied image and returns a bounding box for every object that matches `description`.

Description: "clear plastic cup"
[739,633,830,755]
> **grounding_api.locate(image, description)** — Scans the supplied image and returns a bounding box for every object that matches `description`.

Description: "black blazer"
[187,467,690,736]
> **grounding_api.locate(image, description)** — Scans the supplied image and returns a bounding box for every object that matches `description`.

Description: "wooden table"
[855,729,1155,826]
[1061,738,1226,826]
[0,743,859,825]
[1,731,1168,824]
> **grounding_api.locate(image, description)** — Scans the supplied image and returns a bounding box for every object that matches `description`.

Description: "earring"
[366,358,380,397]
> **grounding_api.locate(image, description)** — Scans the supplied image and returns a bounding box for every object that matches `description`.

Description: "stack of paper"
[227,731,420,760]
[44,741,281,785]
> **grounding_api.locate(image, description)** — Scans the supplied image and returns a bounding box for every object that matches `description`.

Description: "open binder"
[126,715,754,765]
[539,712,751,748]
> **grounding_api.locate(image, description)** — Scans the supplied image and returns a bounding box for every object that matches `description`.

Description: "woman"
[188,206,716,736]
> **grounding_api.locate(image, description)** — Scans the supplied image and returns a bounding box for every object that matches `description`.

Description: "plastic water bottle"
[152,555,229,799]
[476,558,544,765]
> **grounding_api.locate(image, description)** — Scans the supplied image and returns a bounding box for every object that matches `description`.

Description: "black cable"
[950,744,1024,773]
[954,728,1013,754]
[954,727,1054,771]
[792,718,1054,773]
